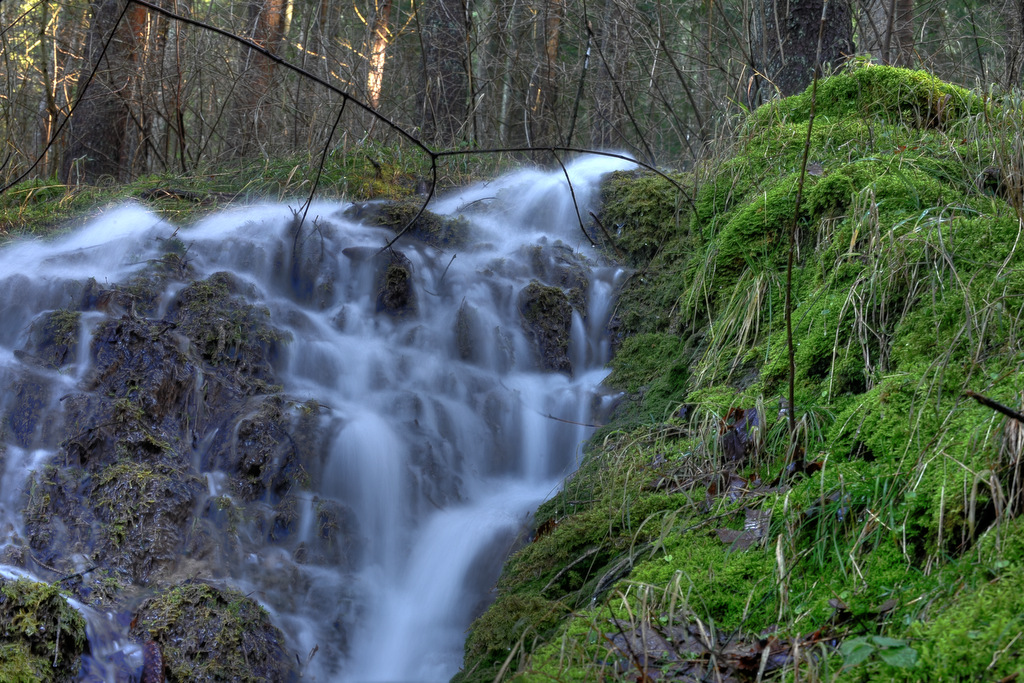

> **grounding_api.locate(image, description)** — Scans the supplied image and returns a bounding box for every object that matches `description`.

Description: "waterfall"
[0,155,632,682]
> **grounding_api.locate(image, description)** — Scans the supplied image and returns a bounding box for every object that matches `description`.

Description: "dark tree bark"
[420,0,468,147]
[755,0,853,97]
[229,0,287,157]
[1005,0,1024,87]
[590,3,626,149]
[528,0,563,146]
[61,0,133,184]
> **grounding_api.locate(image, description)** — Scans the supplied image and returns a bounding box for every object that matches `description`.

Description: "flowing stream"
[0,156,632,681]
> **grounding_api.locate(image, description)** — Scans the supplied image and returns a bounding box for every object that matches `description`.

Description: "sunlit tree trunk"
[528,0,562,145]
[367,0,394,109]
[36,0,61,177]
[61,0,133,184]
[590,1,626,149]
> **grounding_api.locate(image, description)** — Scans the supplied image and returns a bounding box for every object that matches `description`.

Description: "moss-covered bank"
[457,65,1024,682]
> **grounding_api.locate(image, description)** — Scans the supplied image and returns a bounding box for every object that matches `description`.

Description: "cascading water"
[0,155,632,681]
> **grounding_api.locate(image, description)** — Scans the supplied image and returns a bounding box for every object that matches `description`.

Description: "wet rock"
[169,272,289,395]
[131,582,299,682]
[274,215,339,309]
[24,458,202,584]
[518,280,573,374]
[343,199,470,249]
[0,577,88,682]
[455,301,479,361]
[204,396,323,503]
[309,497,360,569]
[20,309,81,369]
[525,242,591,312]
[3,372,52,449]
[88,316,196,432]
[376,251,417,317]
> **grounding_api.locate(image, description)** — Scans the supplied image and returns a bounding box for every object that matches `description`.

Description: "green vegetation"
[132,582,295,681]
[458,65,1024,682]
[0,577,88,682]
[0,142,515,239]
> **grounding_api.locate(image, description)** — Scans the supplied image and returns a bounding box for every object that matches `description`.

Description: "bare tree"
[857,0,914,66]
[229,0,287,157]
[421,0,468,146]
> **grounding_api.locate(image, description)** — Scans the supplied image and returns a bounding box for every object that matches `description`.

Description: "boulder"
[518,281,573,374]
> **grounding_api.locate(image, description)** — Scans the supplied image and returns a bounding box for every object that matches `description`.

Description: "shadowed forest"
[1,0,1023,185]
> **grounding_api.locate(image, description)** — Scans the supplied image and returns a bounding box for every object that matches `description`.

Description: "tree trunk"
[528,0,562,146]
[420,0,468,147]
[61,0,133,184]
[590,0,626,149]
[366,0,393,109]
[890,0,913,67]
[857,0,888,62]
[754,0,853,97]
[1005,0,1024,87]
[229,0,287,158]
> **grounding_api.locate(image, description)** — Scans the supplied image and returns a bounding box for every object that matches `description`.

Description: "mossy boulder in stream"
[375,250,418,317]
[0,577,88,683]
[131,582,298,682]
[518,281,573,374]
[342,198,470,249]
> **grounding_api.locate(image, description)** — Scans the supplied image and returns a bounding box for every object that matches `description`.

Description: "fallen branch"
[965,391,1024,424]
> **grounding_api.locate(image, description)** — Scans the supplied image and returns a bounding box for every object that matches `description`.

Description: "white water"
[0,156,632,681]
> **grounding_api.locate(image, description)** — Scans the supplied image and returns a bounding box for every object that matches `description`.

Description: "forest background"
[2,0,1024,189]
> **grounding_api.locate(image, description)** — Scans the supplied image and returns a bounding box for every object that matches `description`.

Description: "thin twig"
[552,149,596,246]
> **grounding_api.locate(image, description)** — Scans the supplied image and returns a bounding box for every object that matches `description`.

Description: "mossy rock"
[599,169,689,265]
[342,198,471,249]
[24,456,202,584]
[132,582,298,682]
[461,65,1024,682]
[0,577,88,683]
[169,271,289,394]
[19,309,81,369]
[204,395,311,503]
[753,65,981,129]
[518,281,573,374]
[375,251,418,317]
[456,594,569,683]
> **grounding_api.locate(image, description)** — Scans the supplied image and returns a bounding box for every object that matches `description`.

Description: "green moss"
[0,578,88,682]
[457,595,569,683]
[599,170,690,264]
[462,64,1024,682]
[607,333,691,417]
[134,582,294,682]
[173,272,289,391]
[753,65,981,129]
[353,198,471,249]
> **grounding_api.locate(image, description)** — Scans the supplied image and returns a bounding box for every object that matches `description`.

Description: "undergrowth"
[456,64,1024,683]
[0,140,519,239]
